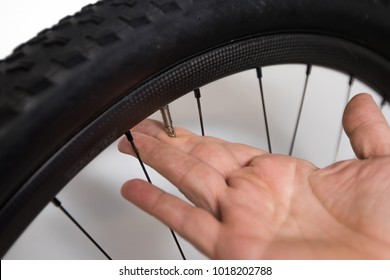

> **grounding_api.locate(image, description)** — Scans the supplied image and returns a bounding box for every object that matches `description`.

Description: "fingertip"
[118,132,144,155]
[343,93,383,134]
[117,135,130,153]
[343,93,390,159]
[351,93,373,102]
[346,92,373,106]
[343,93,375,130]
[120,179,133,200]
[121,179,151,203]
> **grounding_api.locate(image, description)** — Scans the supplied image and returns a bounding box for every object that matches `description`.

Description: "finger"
[118,133,264,212]
[343,93,390,159]
[121,179,221,258]
[132,118,199,144]
[120,131,227,213]
[120,119,227,156]
[119,119,267,169]
[132,119,231,149]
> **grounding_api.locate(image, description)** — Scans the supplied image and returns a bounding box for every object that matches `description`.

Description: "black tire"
[1,0,390,257]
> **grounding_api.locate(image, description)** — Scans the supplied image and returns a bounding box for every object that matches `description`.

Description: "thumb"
[343,93,390,159]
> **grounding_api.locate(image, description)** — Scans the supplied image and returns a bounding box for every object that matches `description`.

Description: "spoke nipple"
[160,105,176,138]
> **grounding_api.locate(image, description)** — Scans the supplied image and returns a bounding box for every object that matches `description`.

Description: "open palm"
[119,94,390,259]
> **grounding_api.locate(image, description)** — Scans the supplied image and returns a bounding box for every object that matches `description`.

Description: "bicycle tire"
[1,0,390,257]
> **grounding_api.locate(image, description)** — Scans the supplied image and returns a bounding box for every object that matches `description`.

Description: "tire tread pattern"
[0,0,190,126]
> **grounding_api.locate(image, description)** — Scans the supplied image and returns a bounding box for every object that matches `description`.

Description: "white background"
[3,260,390,280]
[1,0,389,260]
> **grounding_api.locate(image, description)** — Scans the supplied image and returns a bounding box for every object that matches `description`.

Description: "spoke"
[124,131,186,260]
[194,88,205,136]
[256,67,272,153]
[289,64,312,156]
[125,131,152,183]
[334,75,354,161]
[51,197,112,260]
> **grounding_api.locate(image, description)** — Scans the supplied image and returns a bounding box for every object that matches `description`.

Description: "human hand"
[118,93,390,259]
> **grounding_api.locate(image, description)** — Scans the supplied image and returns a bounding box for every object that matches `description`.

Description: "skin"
[118,93,390,259]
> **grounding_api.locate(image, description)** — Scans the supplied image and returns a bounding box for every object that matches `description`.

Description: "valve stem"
[160,105,176,137]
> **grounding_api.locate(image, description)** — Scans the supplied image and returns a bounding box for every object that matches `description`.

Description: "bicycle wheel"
[1,0,390,258]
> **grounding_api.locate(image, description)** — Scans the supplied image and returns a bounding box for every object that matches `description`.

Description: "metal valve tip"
[160,105,176,138]
[166,127,176,138]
